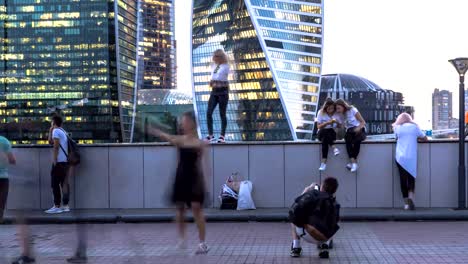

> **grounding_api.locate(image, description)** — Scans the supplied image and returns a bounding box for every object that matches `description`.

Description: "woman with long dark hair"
[334,99,366,172]
[148,111,209,254]
[316,98,340,171]
[206,49,230,143]
[393,113,427,210]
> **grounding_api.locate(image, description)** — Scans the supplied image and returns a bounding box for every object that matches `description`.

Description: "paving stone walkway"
[1,222,468,263]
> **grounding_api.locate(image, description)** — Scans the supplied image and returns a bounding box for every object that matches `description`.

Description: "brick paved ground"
[1,222,468,264]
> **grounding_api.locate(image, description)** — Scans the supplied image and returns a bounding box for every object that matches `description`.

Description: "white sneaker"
[346,163,352,170]
[350,163,358,173]
[333,148,340,156]
[62,205,71,212]
[195,242,209,254]
[403,204,410,210]
[45,206,63,214]
[319,163,327,171]
[177,239,187,250]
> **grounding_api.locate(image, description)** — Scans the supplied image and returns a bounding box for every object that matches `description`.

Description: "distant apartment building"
[432,89,452,130]
[449,118,459,129]
[137,0,176,90]
[465,90,468,116]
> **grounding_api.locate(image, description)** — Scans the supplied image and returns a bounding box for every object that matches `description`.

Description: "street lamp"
[449,57,468,209]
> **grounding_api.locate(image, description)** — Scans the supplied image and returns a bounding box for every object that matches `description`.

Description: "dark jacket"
[290,190,340,239]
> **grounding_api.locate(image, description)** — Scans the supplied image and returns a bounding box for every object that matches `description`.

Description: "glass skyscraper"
[138,0,176,90]
[192,0,324,141]
[0,0,138,144]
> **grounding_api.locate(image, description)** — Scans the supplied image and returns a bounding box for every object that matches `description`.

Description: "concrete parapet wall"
[6,141,465,209]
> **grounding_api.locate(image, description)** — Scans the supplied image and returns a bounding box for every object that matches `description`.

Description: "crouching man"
[289,177,340,259]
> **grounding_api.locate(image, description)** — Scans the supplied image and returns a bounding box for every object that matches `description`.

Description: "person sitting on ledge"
[289,177,340,259]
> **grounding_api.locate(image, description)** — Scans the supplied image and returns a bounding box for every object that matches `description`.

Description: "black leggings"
[344,127,366,160]
[0,178,8,220]
[318,128,336,159]
[207,88,229,136]
[396,161,415,199]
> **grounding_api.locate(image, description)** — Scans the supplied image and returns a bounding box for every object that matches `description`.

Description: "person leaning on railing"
[393,113,428,210]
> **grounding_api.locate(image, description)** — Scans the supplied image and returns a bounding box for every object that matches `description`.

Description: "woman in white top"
[316,98,341,171]
[334,99,366,172]
[393,113,427,210]
[206,49,230,143]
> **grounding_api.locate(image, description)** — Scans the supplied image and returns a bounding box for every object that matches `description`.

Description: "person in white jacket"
[393,113,428,210]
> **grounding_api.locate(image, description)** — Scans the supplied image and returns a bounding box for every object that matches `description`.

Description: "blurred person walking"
[0,136,37,264]
[316,98,341,171]
[334,99,366,173]
[0,136,16,222]
[205,49,230,143]
[149,111,209,254]
[393,113,427,210]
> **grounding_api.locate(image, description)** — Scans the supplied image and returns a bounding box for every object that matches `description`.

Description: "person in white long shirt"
[316,98,341,171]
[393,113,427,210]
[334,99,366,172]
[206,49,230,143]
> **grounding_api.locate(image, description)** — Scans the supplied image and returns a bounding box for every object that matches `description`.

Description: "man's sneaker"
[317,240,333,249]
[403,204,410,210]
[12,256,35,264]
[350,163,358,173]
[66,254,87,263]
[318,243,329,250]
[346,163,352,170]
[333,148,340,156]
[62,205,71,212]
[218,136,225,143]
[290,246,302,258]
[44,206,63,214]
[318,242,330,258]
[195,242,209,254]
[319,163,327,171]
[319,250,329,259]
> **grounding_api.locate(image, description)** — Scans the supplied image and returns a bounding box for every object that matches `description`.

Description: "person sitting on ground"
[289,177,340,259]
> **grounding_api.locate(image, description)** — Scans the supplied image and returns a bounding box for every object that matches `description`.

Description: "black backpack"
[58,128,81,166]
[288,190,322,227]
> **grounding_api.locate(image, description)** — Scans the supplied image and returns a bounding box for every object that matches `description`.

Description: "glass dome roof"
[320,74,385,92]
[138,89,193,105]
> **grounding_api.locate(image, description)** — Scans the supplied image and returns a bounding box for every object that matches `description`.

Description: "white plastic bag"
[237,180,256,210]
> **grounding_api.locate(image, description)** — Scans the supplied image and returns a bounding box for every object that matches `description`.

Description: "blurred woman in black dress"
[148,111,208,254]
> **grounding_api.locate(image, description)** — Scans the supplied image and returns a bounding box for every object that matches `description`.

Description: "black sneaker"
[318,243,329,250]
[317,240,334,249]
[290,246,302,258]
[12,256,35,264]
[319,250,329,259]
[67,254,87,263]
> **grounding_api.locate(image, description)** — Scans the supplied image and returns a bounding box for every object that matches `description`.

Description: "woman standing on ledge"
[148,111,209,254]
[206,49,230,143]
[316,98,341,171]
[393,113,427,210]
[334,99,366,173]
